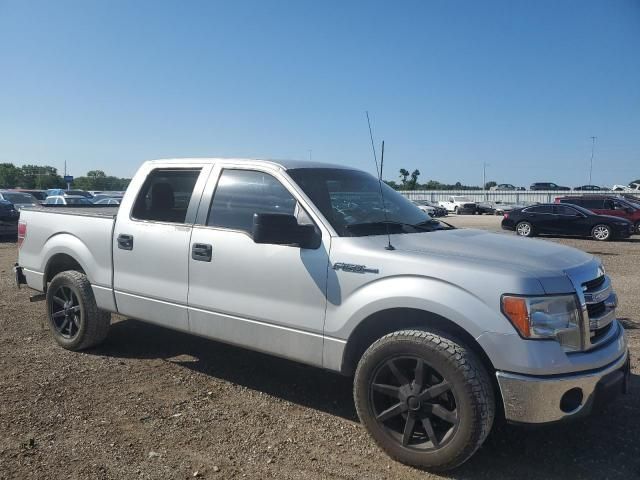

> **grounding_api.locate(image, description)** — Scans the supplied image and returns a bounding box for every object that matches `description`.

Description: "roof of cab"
[145,157,352,171]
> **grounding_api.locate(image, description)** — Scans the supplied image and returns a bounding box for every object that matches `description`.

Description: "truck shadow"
[95,319,640,479]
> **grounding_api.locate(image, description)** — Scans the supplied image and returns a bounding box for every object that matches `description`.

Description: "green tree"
[18,165,64,189]
[383,180,399,189]
[485,181,497,189]
[399,169,410,189]
[0,163,21,188]
[407,169,421,190]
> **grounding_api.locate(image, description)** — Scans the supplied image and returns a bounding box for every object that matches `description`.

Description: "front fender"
[325,275,515,341]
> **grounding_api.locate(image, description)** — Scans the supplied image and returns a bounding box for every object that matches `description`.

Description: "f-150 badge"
[333,263,379,274]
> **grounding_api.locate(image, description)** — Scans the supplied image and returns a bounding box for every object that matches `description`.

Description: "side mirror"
[252,213,321,249]
[625,207,635,214]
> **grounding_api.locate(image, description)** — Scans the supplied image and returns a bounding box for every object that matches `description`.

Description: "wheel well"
[340,308,496,379]
[44,254,85,288]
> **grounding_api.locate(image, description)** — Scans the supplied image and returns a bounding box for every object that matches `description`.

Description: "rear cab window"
[131,168,202,223]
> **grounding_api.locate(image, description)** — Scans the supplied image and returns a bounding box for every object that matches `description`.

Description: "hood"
[357,228,596,294]
[387,228,592,272]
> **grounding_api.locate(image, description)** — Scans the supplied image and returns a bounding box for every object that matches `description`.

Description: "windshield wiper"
[345,220,440,233]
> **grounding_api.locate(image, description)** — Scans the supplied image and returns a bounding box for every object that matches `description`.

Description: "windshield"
[452,196,472,202]
[2,192,36,204]
[287,168,436,236]
[66,197,93,205]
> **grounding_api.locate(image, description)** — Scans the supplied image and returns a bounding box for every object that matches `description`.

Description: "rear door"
[523,205,554,232]
[112,163,211,331]
[187,163,332,367]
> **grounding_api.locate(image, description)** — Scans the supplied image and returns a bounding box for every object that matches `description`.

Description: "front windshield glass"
[287,168,440,236]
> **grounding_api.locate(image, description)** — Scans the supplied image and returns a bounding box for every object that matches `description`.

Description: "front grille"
[587,301,606,318]
[582,274,616,349]
[583,275,605,292]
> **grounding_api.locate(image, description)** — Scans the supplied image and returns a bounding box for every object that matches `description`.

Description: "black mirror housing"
[252,213,321,249]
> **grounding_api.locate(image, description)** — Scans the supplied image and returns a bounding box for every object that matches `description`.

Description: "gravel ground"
[1,217,638,479]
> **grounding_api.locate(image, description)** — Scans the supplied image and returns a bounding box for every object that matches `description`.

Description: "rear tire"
[515,221,534,237]
[46,271,111,351]
[634,221,640,235]
[591,224,611,241]
[354,329,495,471]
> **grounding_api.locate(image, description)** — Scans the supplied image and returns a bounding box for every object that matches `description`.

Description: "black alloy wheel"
[49,285,82,339]
[369,356,459,450]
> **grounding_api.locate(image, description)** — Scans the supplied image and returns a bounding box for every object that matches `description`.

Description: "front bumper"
[496,349,630,424]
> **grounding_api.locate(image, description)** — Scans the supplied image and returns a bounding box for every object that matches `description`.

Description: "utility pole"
[588,136,597,185]
[482,162,490,200]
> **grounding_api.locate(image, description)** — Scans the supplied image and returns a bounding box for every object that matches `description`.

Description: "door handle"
[191,243,212,262]
[117,234,134,250]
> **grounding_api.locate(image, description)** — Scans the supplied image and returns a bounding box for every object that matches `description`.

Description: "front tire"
[591,224,611,241]
[46,271,111,350]
[354,330,495,471]
[634,221,640,235]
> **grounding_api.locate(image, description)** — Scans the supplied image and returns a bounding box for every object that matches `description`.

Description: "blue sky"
[1,0,638,187]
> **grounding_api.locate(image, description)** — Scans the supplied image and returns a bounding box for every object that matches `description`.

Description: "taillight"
[17,221,27,249]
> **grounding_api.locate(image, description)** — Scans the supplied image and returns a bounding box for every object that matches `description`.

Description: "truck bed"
[27,206,119,218]
[18,207,118,300]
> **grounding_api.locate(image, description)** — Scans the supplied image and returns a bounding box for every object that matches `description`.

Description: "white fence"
[398,190,612,204]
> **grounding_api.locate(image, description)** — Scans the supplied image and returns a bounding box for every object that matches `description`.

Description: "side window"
[207,169,298,233]
[131,168,201,223]
[603,199,615,210]
[555,205,577,215]
[525,205,552,214]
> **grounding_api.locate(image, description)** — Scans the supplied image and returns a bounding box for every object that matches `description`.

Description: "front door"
[113,164,210,330]
[187,164,331,367]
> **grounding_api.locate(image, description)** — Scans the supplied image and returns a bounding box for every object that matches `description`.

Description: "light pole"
[482,162,490,200]
[588,136,596,185]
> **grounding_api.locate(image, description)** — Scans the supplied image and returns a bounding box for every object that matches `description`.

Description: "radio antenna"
[366,111,394,251]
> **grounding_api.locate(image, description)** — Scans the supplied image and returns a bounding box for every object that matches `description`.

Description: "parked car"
[492,201,527,216]
[0,199,19,237]
[502,203,633,241]
[611,182,640,192]
[92,193,124,204]
[529,182,571,191]
[44,195,94,206]
[93,197,121,205]
[412,200,446,217]
[12,189,48,203]
[574,185,606,191]
[438,196,477,214]
[475,201,496,215]
[15,158,630,471]
[46,189,94,199]
[555,195,640,234]
[489,183,516,191]
[0,191,40,210]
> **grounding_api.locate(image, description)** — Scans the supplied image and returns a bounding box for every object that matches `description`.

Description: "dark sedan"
[501,203,634,241]
[0,199,20,237]
[529,182,571,191]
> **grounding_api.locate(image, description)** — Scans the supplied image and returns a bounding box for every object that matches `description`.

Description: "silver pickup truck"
[15,158,630,471]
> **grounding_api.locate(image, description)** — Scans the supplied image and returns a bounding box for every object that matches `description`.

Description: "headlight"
[502,295,582,351]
